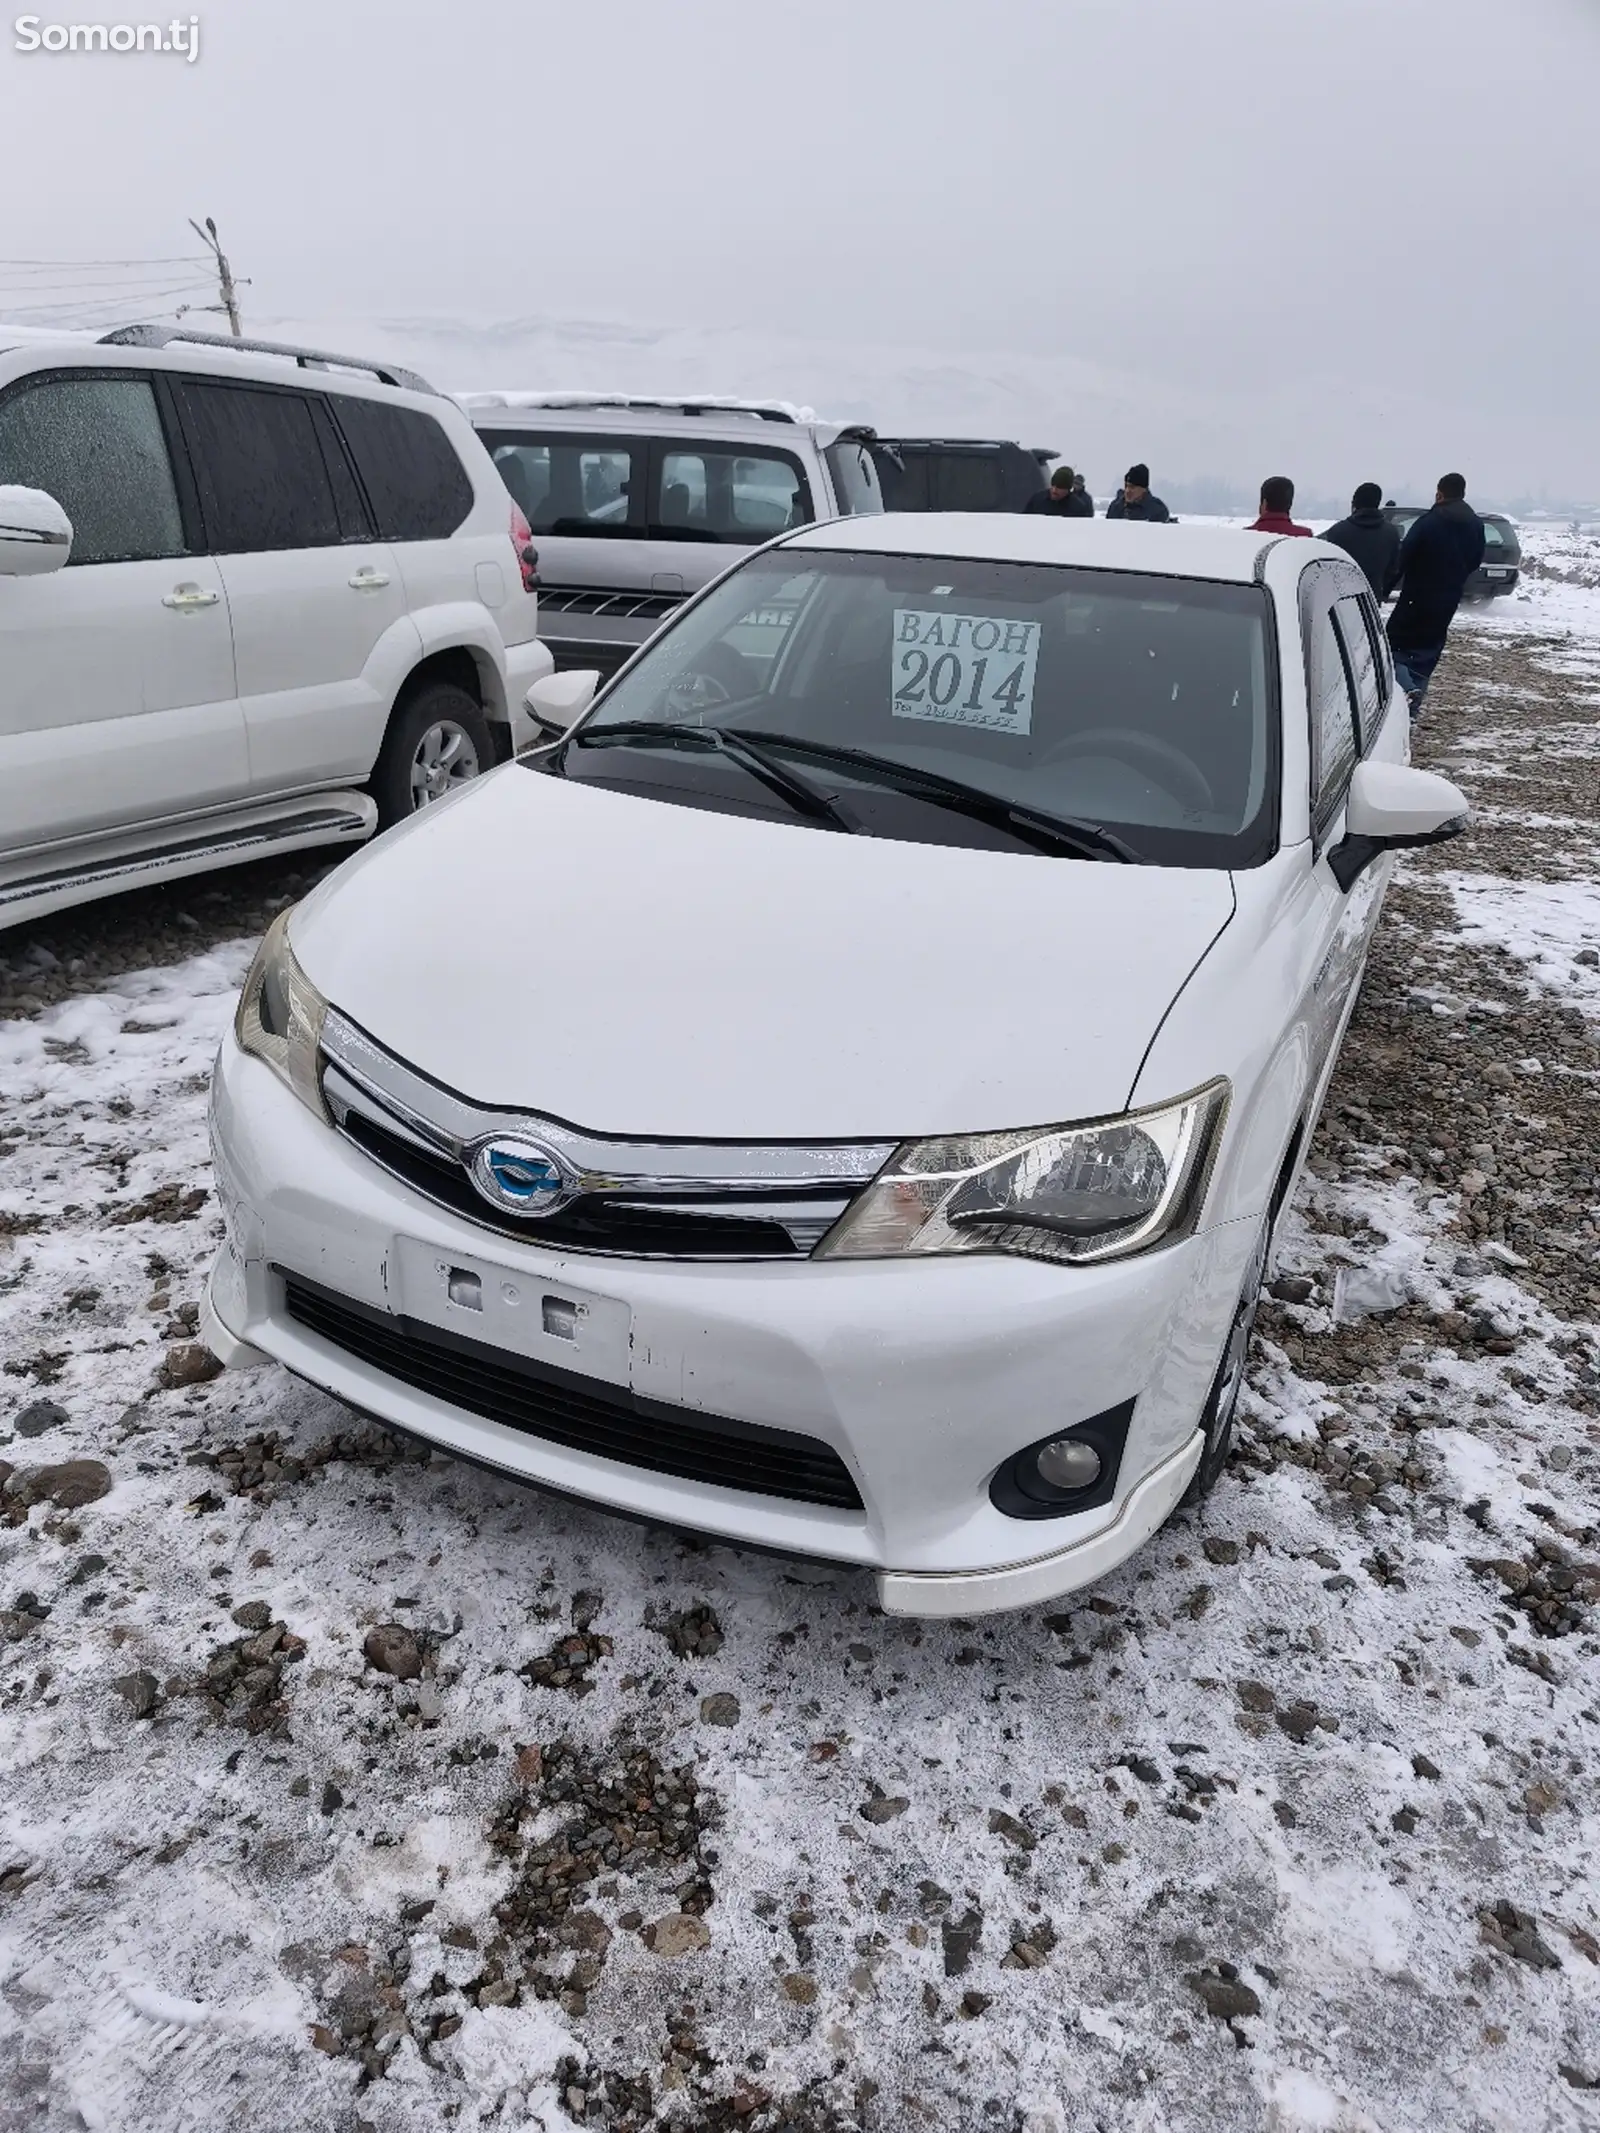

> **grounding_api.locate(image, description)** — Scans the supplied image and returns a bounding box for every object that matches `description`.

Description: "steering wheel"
[665,639,756,718]
[1041,727,1215,813]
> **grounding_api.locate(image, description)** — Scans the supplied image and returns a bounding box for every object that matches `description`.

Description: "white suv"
[0,324,553,930]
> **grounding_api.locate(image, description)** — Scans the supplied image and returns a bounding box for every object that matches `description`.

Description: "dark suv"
[1381,504,1522,600]
[872,438,1054,513]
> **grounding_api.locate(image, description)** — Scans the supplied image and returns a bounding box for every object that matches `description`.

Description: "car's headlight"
[234,909,330,1121]
[815,1080,1228,1266]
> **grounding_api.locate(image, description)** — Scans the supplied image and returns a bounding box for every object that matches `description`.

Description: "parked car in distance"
[871,437,1054,513]
[0,323,552,931]
[1381,503,1522,599]
[460,394,884,680]
[204,514,1468,1617]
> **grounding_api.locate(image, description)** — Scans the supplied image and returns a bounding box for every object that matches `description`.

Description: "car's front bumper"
[206,1033,1256,1615]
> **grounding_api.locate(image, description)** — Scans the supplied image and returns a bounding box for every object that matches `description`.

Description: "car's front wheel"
[371,681,493,829]
[1181,1223,1269,1506]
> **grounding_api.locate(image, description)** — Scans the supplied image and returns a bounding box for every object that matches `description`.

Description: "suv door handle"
[348,567,391,590]
[162,584,220,611]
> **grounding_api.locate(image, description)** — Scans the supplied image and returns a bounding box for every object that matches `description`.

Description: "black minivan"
[1382,504,1522,599]
[873,438,1054,513]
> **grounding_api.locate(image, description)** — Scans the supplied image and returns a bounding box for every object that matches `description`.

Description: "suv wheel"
[1181,1222,1269,1507]
[372,681,493,828]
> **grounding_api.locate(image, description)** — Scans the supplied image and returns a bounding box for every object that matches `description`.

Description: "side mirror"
[0,487,72,577]
[525,668,600,741]
[1328,758,1468,890]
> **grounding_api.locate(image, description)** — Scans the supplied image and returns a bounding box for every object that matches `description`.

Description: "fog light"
[1035,1440,1102,1492]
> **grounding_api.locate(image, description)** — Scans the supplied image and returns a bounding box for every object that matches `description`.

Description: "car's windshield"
[560,548,1278,868]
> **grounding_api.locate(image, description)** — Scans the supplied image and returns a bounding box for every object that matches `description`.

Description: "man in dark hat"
[1025,465,1095,517]
[1105,463,1172,522]
[1320,482,1403,599]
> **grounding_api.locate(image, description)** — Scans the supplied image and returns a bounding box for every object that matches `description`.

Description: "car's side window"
[652,448,812,543]
[1360,591,1393,702]
[482,435,639,540]
[0,373,186,566]
[1302,571,1358,839]
[177,382,342,553]
[1331,593,1382,753]
[334,399,475,541]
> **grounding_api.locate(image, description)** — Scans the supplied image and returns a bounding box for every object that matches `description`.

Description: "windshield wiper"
[725,731,1141,863]
[568,721,855,834]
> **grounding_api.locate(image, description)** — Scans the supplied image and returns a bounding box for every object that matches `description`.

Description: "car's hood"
[291,767,1236,1140]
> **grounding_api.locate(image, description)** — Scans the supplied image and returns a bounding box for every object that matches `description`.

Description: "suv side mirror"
[525,668,600,742]
[0,488,72,577]
[1328,758,1468,890]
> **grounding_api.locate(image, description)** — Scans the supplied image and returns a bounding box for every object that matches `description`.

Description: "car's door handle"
[162,585,220,610]
[348,568,391,590]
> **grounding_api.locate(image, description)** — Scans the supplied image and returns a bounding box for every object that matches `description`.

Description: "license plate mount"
[391,1237,632,1387]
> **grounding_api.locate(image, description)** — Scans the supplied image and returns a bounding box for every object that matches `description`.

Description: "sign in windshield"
[891,609,1041,736]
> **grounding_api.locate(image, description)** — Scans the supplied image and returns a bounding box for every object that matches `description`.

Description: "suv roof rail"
[95,322,437,394]
[457,390,808,424]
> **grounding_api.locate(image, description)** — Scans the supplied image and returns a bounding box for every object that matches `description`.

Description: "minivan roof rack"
[456,390,807,424]
[95,323,436,395]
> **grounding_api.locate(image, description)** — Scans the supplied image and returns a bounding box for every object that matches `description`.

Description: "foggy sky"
[3,0,1597,502]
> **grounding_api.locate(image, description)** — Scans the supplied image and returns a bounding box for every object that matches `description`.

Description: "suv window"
[653,447,811,542]
[334,398,475,541]
[178,382,341,552]
[0,373,184,565]
[936,454,1006,512]
[484,437,637,538]
[1332,593,1383,751]
[874,448,930,511]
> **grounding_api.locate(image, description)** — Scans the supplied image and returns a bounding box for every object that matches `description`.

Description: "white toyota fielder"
[203,515,1468,1616]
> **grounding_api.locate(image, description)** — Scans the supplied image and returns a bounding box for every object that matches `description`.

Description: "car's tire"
[370,681,494,829]
[1181,1222,1270,1507]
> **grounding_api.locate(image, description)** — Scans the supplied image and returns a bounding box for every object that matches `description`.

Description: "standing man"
[1025,465,1094,517]
[1387,473,1486,715]
[1248,476,1312,536]
[1106,464,1172,522]
[1320,482,1403,599]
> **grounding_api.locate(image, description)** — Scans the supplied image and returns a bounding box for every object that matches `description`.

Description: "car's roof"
[458,394,850,446]
[874,437,1035,453]
[1384,502,1516,525]
[784,512,1278,583]
[0,327,448,413]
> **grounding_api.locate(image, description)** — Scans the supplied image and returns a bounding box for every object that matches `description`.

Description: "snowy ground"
[3,542,1600,2132]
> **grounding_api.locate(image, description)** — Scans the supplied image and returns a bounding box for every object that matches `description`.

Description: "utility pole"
[188,216,243,336]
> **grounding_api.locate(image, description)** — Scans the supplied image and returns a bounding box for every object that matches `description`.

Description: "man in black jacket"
[1025,465,1094,517]
[1106,463,1172,522]
[1320,482,1402,599]
[1386,473,1486,715]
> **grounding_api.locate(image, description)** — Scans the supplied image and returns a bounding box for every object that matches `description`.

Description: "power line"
[0,255,202,269]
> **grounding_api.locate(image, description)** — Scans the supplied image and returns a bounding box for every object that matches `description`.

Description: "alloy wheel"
[409,719,481,810]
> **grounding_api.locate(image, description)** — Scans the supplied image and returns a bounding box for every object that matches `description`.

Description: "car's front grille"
[280,1271,864,1511]
[339,1106,816,1258]
[318,1011,892,1263]
[537,584,686,620]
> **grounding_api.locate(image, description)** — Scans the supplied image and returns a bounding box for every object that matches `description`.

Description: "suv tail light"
[509,502,539,594]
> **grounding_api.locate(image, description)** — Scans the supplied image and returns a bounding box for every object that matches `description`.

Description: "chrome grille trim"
[319,1010,893,1260]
